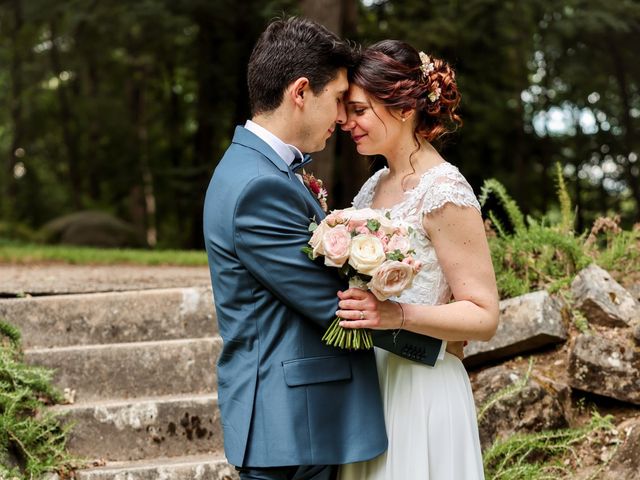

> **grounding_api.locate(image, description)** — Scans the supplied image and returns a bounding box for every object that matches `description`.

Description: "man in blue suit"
[203,17,387,480]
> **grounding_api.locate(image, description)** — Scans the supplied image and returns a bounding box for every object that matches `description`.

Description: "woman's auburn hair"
[350,40,462,143]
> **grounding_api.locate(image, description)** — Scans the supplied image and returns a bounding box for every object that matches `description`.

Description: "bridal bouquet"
[303,207,422,349]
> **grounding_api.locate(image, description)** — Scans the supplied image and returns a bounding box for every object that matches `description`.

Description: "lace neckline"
[369,161,452,211]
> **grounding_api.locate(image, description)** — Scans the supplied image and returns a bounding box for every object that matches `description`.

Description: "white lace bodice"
[353,162,481,306]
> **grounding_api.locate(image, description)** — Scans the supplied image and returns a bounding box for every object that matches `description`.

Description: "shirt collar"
[245,120,303,166]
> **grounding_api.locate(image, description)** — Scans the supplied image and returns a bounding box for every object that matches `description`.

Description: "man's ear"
[288,77,310,108]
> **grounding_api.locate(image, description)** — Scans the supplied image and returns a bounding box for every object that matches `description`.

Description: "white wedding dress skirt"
[341,162,486,479]
[339,348,484,480]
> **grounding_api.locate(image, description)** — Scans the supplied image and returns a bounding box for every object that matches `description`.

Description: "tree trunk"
[610,41,639,221]
[131,65,157,247]
[4,0,24,221]
[49,17,84,210]
[301,0,351,208]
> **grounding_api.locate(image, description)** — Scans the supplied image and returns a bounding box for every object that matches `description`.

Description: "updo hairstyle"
[350,40,462,143]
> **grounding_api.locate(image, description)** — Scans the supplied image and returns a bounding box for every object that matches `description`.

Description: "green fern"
[481,170,637,298]
[483,411,615,480]
[0,319,79,479]
[554,162,574,235]
[480,179,526,235]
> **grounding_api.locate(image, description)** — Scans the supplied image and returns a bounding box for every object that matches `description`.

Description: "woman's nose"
[341,118,355,131]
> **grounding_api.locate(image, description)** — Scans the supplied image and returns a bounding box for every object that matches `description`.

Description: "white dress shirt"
[244,120,304,167]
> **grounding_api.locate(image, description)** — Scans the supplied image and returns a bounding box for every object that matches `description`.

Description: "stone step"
[26,338,221,403]
[0,287,217,348]
[76,454,238,480]
[53,393,223,462]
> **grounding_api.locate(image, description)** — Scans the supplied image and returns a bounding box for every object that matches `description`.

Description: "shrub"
[0,320,77,479]
[481,163,639,298]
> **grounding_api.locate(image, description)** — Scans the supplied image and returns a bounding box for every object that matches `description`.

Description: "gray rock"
[472,364,568,450]
[39,210,145,248]
[571,264,639,328]
[600,417,640,480]
[464,290,567,368]
[626,283,640,303]
[569,334,640,405]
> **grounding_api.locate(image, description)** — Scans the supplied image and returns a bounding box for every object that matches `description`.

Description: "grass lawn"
[0,241,208,266]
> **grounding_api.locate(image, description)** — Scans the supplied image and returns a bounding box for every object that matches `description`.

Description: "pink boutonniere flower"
[301,169,328,212]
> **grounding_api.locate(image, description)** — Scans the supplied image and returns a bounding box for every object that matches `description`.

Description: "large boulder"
[472,364,568,450]
[595,417,640,480]
[571,264,639,328]
[464,290,568,368]
[569,334,640,405]
[39,211,145,248]
[626,283,640,303]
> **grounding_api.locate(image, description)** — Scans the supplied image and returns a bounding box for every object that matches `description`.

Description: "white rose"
[348,234,386,275]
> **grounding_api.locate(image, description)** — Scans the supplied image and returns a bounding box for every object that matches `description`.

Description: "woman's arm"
[336,203,499,342]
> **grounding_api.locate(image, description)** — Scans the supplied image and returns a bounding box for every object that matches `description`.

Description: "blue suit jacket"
[203,126,387,468]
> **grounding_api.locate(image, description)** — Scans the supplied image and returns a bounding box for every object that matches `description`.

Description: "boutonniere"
[301,169,328,212]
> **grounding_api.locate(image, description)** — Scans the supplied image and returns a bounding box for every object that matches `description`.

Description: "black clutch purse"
[371,329,443,366]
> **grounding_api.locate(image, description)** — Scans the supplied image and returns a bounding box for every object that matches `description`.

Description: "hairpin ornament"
[419,52,435,77]
[419,51,441,103]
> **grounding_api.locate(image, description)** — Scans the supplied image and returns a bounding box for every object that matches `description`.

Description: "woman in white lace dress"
[336,41,500,479]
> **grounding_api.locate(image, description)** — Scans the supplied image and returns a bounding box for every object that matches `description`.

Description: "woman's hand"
[336,288,403,330]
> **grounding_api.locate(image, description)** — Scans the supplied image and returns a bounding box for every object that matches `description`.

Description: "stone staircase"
[0,285,238,479]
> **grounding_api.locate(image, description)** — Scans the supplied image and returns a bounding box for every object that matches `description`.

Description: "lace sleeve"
[420,169,481,216]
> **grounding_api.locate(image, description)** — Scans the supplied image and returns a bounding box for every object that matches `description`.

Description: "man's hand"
[446,341,465,361]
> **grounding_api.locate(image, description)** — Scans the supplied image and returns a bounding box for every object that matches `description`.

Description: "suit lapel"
[231,126,295,180]
[291,172,327,220]
[231,126,326,219]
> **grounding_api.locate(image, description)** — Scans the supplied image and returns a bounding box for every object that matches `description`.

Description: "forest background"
[1,0,638,250]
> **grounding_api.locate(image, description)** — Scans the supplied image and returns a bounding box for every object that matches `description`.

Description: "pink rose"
[387,233,411,254]
[403,257,423,273]
[308,221,330,258]
[367,260,416,301]
[344,207,381,230]
[322,224,351,267]
[324,209,346,227]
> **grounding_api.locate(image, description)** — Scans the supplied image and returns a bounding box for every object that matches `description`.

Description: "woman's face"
[341,84,404,156]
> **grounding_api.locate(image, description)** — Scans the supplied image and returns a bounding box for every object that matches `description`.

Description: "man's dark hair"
[248,16,354,115]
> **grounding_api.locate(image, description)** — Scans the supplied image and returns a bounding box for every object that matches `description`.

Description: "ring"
[359,310,365,320]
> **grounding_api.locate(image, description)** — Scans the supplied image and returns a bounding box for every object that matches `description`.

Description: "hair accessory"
[419,52,441,104]
[428,86,442,103]
[419,51,435,77]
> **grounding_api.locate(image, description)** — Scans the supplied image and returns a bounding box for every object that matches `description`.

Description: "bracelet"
[392,302,405,345]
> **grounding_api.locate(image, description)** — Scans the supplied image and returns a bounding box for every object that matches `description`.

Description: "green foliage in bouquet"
[481,163,640,298]
[0,320,78,479]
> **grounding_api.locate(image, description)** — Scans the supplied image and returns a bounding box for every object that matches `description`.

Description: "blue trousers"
[237,465,336,480]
